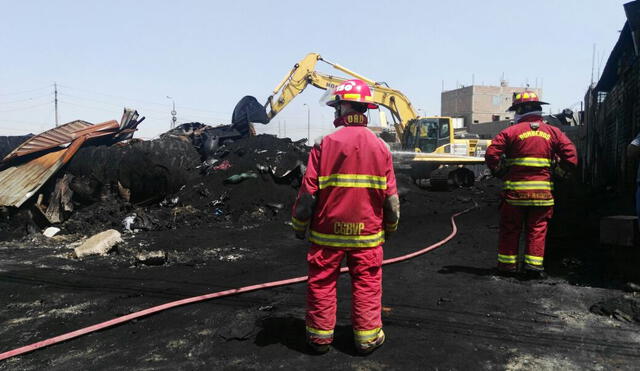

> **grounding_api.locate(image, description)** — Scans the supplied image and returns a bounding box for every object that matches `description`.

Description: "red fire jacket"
[485,115,578,206]
[292,113,398,249]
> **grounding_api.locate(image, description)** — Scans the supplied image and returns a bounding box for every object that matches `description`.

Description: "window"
[505,116,510,120]
[473,120,479,124]
[439,119,449,138]
[492,95,501,106]
[492,115,500,122]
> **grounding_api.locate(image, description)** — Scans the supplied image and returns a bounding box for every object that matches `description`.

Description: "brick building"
[441,82,542,127]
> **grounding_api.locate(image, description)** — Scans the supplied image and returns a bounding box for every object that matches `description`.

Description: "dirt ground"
[1,136,640,370]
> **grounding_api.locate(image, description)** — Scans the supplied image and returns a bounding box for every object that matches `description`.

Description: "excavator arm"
[233,52,488,188]
[262,53,419,139]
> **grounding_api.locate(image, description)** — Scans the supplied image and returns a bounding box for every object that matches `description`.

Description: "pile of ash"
[0,124,309,240]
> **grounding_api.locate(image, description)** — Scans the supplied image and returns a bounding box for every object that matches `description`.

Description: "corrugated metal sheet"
[0,148,69,207]
[0,109,144,207]
[2,120,92,161]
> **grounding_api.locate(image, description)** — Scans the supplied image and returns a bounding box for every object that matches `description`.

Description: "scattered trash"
[212,160,232,171]
[74,229,123,258]
[135,250,167,266]
[590,296,640,324]
[43,227,61,238]
[122,214,137,232]
[266,203,284,210]
[224,171,258,184]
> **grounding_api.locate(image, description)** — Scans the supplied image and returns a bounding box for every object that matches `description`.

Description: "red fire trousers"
[497,202,553,271]
[305,245,383,345]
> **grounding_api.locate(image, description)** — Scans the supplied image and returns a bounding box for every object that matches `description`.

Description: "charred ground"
[1,131,640,370]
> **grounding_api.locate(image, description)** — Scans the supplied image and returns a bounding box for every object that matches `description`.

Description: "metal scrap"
[0,109,144,208]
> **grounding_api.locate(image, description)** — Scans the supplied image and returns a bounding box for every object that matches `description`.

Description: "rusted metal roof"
[0,148,70,207]
[0,109,144,208]
[2,120,92,161]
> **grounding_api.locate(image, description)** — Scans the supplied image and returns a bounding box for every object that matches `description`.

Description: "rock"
[74,229,122,258]
[135,251,167,266]
[43,227,61,238]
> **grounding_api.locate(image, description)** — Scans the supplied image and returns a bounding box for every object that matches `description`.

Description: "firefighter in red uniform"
[291,79,400,354]
[485,91,578,279]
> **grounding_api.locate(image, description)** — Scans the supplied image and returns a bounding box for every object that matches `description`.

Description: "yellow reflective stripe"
[309,230,384,248]
[498,254,517,264]
[306,326,334,338]
[318,174,387,190]
[291,216,309,231]
[354,327,381,341]
[503,180,553,191]
[505,199,555,206]
[505,157,551,167]
[524,255,544,265]
[343,93,361,100]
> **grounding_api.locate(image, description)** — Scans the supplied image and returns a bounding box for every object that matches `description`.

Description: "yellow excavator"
[232,53,489,187]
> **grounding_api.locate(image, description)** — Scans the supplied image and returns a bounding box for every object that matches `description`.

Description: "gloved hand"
[553,165,570,181]
[490,164,508,179]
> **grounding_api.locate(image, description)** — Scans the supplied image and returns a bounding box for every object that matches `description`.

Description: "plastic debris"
[224,171,258,184]
[43,227,61,238]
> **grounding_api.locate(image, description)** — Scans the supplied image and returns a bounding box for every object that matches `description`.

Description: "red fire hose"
[0,205,475,361]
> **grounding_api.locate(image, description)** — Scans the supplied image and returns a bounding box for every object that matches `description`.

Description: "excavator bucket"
[232,96,270,132]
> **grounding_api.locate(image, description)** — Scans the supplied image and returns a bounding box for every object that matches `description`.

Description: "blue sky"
[0,0,632,140]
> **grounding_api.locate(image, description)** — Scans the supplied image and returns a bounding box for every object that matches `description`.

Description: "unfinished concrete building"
[441,82,542,127]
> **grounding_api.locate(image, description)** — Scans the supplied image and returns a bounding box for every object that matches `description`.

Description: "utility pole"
[303,103,310,145]
[167,96,177,129]
[54,82,59,127]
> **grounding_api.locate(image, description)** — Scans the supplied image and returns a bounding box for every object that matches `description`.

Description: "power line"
[0,101,52,113]
[57,83,234,115]
[0,94,51,105]
[0,85,52,97]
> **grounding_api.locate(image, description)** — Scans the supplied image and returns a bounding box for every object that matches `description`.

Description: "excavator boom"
[233,53,489,187]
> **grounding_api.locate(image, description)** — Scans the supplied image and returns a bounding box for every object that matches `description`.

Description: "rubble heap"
[0,122,309,241]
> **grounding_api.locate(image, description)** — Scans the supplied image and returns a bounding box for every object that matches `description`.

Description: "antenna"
[54,82,59,127]
[597,50,605,80]
[591,44,596,85]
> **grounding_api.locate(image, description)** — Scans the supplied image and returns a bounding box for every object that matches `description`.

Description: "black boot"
[521,268,548,281]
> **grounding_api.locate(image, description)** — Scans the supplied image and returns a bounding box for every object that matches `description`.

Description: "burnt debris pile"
[0,121,309,241]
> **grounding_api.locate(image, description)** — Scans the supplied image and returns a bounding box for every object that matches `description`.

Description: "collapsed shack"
[0,120,309,242]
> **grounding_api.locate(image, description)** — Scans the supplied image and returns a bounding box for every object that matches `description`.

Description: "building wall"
[441,84,542,126]
[583,59,640,191]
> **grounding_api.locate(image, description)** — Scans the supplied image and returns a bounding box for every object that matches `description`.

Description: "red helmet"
[325,79,378,109]
[507,91,548,111]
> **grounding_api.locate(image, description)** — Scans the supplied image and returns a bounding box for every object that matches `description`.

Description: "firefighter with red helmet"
[485,91,578,279]
[291,79,400,354]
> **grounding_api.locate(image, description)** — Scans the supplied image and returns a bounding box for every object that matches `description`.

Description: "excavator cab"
[403,118,451,153]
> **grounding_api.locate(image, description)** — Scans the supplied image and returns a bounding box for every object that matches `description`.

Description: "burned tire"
[66,137,200,203]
